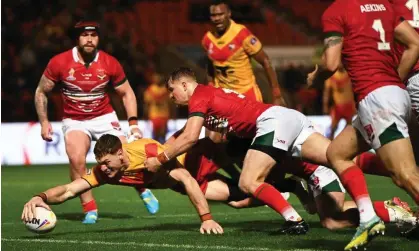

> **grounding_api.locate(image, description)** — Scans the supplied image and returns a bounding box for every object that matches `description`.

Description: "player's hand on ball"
[40,122,53,142]
[307,64,319,87]
[200,220,224,235]
[21,196,51,222]
[145,157,161,173]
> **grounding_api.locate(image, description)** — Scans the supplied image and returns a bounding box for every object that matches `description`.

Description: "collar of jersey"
[72,47,99,64]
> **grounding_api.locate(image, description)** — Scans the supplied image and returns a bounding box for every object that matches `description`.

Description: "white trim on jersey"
[72,47,99,63]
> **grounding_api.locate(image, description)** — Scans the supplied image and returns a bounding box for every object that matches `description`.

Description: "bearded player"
[22,134,223,234]
[34,21,159,224]
[202,0,283,105]
[308,0,419,249]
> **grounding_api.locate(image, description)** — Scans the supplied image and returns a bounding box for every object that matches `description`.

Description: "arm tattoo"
[324,36,343,51]
[34,75,55,123]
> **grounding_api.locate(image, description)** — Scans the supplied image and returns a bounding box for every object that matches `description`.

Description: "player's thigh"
[376,137,416,177]
[300,132,331,166]
[64,130,91,164]
[326,125,370,172]
[205,179,230,201]
[240,149,277,185]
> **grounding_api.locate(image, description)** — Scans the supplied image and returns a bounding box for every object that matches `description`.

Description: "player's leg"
[239,148,308,235]
[355,152,391,177]
[64,130,96,223]
[326,125,384,250]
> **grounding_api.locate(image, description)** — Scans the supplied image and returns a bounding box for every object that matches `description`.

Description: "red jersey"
[391,0,419,79]
[322,0,404,103]
[43,47,127,120]
[188,85,272,138]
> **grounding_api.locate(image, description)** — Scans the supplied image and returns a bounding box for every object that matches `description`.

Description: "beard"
[77,44,97,63]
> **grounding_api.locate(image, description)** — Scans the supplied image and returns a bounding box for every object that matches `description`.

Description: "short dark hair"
[168,67,197,83]
[94,134,122,159]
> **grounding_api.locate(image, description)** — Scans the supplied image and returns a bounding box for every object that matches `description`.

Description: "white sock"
[357,196,376,223]
[281,206,302,222]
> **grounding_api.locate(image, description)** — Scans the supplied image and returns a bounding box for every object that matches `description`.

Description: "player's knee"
[238,179,252,195]
[391,171,410,189]
[68,155,86,171]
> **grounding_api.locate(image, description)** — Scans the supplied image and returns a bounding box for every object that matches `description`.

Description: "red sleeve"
[322,1,345,37]
[188,85,211,118]
[201,33,210,51]
[109,56,127,88]
[43,56,61,82]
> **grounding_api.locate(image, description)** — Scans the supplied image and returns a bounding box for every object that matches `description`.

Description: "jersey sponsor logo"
[228,44,235,50]
[97,69,107,80]
[66,68,76,81]
[250,37,257,45]
[360,4,386,13]
[81,73,92,79]
[364,124,375,141]
[111,121,121,131]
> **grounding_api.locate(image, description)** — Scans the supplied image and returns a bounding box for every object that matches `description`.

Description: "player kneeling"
[21,134,223,234]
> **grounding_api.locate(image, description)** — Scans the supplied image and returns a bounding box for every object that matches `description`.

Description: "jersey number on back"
[372,19,391,51]
[406,0,419,28]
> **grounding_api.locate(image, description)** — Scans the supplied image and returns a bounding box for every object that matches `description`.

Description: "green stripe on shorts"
[379,122,404,146]
[322,179,343,194]
[252,131,275,146]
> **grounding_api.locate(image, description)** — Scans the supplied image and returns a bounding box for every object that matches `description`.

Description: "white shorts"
[353,86,411,150]
[407,72,419,121]
[62,112,125,141]
[308,165,346,198]
[251,106,317,157]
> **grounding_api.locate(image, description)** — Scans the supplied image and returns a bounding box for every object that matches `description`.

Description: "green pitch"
[1,165,417,251]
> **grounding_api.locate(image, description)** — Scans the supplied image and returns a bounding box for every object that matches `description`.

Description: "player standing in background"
[202,0,284,105]
[144,73,171,143]
[34,21,159,224]
[308,0,419,249]
[322,66,356,139]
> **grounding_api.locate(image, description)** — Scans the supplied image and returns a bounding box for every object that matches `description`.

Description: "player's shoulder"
[49,48,73,65]
[97,50,120,65]
[323,0,348,17]
[230,21,252,40]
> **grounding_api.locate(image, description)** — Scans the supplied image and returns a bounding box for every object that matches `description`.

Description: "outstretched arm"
[169,168,224,234]
[21,179,92,221]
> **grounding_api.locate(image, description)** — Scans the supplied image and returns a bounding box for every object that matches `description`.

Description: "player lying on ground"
[21,135,223,234]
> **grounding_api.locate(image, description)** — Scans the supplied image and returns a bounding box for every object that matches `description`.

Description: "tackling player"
[309,0,419,249]
[34,21,158,224]
[322,66,356,139]
[21,134,224,234]
[145,67,336,235]
[202,0,283,104]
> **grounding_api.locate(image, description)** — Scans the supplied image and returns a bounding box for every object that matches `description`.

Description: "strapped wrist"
[34,192,48,203]
[200,213,212,222]
[157,151,170,164]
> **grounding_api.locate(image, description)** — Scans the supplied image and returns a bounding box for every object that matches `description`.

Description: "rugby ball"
[24,207,57,233]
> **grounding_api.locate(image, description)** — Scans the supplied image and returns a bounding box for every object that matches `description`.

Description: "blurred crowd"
[2,0,323,123]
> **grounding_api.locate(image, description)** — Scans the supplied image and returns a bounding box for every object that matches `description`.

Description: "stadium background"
[2,1,416,251]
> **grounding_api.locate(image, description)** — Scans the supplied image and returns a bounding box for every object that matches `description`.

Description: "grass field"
[1,165,418,251]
